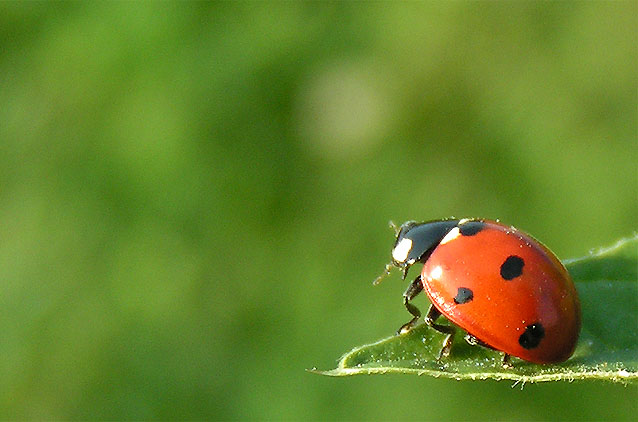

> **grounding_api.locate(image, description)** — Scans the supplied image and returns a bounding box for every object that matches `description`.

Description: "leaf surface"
[317,235,638,383]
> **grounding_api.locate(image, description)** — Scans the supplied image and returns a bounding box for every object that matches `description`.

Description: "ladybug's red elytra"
[375,218,581,367]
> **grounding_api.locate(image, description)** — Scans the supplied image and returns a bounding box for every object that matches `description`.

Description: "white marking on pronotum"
[392,238,412,263]
[440,226,461,245]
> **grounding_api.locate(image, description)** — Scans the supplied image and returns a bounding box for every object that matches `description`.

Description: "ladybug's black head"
[373,219,460,284]
[389,219,460,279]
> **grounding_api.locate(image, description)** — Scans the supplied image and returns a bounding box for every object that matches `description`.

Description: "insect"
[375,218,581,367]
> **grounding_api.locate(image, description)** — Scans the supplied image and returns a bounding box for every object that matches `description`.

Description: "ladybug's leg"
[464,334,491,348]
[424,305,456,359]
[397,276,424,334]
[466,334,514,368]
[501,354,513,369]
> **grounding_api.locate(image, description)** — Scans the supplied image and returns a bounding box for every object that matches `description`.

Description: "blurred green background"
[1,2,636,420]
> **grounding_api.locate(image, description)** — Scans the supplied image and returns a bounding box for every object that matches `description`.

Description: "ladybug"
[375,218,581,367]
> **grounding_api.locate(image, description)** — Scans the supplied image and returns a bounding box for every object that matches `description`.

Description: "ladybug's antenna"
[389,220,400,235]
[373,221,401,285]
[373,263,394,285]
[372,220,401,286]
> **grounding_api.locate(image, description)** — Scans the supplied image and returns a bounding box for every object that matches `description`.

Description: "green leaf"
[315,235,638,383]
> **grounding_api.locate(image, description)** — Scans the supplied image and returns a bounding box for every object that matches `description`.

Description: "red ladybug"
[375,218,581,366]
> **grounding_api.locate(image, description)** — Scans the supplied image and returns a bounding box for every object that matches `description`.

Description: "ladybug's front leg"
[397,276,424,334]
[424,305,456,360]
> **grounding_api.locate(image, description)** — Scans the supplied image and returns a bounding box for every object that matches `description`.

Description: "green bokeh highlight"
[0,2,636,420]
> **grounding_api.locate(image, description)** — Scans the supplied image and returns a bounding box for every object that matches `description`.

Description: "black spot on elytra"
[500,255,524,280]
[454,287,474,304]
[518,323,545,349]
[458,221,485,236]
